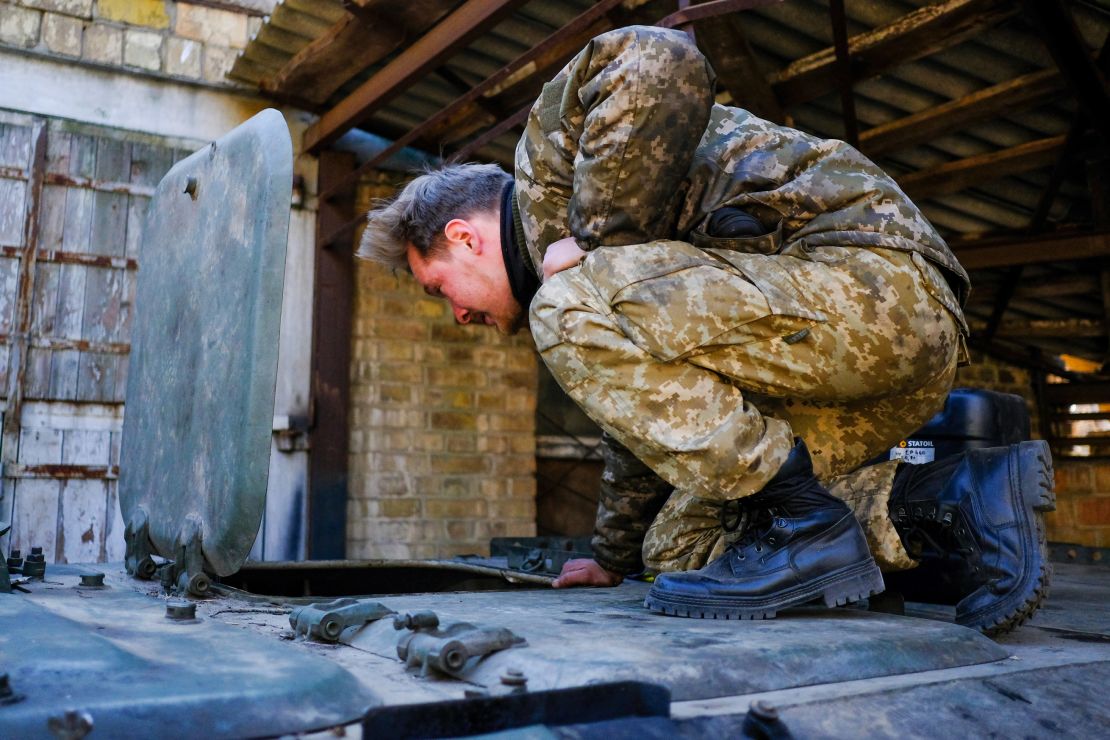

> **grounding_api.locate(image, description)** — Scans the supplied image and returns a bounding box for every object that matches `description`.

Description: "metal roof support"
[771,0,1019,108]
[303,0,531,153]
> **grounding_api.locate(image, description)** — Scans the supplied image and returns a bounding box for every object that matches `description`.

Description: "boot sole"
[643,559,885,620]
[958,439,1055,637]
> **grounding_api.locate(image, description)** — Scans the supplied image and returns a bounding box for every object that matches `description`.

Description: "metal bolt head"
[749,700,779,721]
[30,546,42,557]
[500,668,528,687]
[78,573,105,588]
[165,600,197,621]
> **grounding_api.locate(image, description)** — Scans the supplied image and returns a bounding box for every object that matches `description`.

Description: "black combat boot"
[644,440,884,619]
[887,440,1056,636]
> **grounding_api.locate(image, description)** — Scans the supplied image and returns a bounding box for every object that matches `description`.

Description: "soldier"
[360,27,1054,635]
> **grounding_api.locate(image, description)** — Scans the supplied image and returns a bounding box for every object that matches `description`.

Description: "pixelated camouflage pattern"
[531,245,959,573]
[515,25,970,307]
[592,434,674,575]
[517,25,969,574]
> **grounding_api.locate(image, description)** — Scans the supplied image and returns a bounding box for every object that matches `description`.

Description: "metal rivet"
[749,700,779,721]
[165,600,197,621]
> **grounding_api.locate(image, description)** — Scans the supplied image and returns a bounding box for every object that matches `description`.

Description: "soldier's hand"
[542,237,588,281]
[551,558,623,588]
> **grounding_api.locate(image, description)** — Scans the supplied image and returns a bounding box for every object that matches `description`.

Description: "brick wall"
[0,0,263,86]
[956,351,1108,549]
[347,173,538,559]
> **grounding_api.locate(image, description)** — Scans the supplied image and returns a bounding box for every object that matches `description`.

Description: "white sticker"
[889,440,935,465]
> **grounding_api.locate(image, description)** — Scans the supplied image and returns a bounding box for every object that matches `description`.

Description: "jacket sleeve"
[516,26,715,261]
[591,433,674,575]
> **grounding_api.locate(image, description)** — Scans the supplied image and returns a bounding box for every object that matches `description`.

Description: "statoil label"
[889,439,935,464]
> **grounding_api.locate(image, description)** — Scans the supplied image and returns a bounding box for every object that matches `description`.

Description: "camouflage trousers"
[530,240,962,573]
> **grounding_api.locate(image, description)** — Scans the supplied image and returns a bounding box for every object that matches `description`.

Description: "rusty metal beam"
[953,229,1110,270]
[771,0,1018,108]
[859,70,1065,157]
[899,135,1067,200]
[303,0,530,153]
[0,246,138,271]
[657,0,784,30]
[4,464,119,480]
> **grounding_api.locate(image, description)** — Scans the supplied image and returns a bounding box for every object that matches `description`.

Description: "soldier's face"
[406,213,525,335]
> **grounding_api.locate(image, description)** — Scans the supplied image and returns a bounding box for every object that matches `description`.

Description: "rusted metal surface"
[42,172,155,199]
[0,165,25,181]
[0,246,138,270]
[4,464,119,480]
[447,104,530,164]
[0,335,131,354]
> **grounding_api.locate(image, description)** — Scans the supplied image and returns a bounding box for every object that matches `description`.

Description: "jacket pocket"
[583,241,824,362]
[689,219,784,255]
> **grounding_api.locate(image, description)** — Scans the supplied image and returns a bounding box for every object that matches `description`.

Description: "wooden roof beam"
[771,0,1019,108]
[953,229,1110,270]
[1023,0,1110,146]
[694,12,785,123]
[859,70,1065,157]
[971,317,1107,339]
[899,135,1066,200]
[968,273,1101,303]
[303,0,530,153]
[263,1,460,105]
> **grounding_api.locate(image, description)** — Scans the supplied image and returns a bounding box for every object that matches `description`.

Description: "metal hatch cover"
[118,109,292,580]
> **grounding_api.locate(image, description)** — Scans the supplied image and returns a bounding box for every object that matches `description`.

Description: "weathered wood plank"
[104,479,125,561]
[37,184,68,251]
[78,264,125,401]
[59,478,108,563]
[0,178,27,245]
[0,122,32,170]
[0,255,20,335]
[11,479,61,561]
[89,138,130,257]
[61,428,112,465]
[19,427,63,464]
[44,128,71,176]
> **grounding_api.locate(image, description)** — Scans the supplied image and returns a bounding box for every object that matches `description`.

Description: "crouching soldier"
[359,26,1054,635]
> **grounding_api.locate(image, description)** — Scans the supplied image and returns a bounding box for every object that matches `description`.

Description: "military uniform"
[513,26,970,576]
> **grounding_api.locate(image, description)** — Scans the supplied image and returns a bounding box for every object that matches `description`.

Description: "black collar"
[500,181,540,309]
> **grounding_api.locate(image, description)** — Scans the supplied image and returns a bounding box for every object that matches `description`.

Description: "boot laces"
[720,500,789,559]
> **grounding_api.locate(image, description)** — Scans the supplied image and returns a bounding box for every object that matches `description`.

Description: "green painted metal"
[118,109,292,578]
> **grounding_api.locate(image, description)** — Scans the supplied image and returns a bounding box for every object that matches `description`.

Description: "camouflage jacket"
[514,25,970,575]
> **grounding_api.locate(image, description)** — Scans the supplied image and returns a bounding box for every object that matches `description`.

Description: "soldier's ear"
[442,218,476,251]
